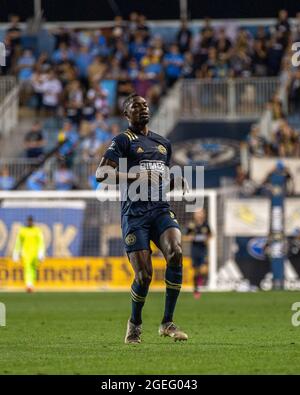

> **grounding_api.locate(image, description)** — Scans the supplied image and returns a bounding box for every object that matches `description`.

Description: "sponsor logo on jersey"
[140,160,165,173]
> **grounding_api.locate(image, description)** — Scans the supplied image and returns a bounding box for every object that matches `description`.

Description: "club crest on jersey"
[136,147,144,154]
[125,233,136,246]
[157,144,167,155]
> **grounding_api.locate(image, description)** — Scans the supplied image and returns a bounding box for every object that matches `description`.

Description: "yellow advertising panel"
[0,257,194,291]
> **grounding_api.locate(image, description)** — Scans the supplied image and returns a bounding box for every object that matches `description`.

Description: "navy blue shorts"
[122,208,180,253]
[191,245,208,268]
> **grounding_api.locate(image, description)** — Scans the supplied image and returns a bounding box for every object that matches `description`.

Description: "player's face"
[127,97,150,127]
[194,209,205,223]
[27,217,34,227]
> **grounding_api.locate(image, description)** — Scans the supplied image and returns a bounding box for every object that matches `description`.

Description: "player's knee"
[167,243,182,268]
[136,270,152,288]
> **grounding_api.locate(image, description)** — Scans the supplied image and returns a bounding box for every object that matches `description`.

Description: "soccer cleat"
[159,322,188,342]
[194,290,201,300]
[124,319,142,344]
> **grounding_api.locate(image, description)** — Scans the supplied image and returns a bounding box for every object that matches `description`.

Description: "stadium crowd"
[0,9,300,190]
[248,96,300,158]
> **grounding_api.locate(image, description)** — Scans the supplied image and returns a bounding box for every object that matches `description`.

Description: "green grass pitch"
[0,291,300,374]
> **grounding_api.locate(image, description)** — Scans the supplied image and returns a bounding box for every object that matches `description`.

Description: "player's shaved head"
[194,208,206,223]
[123,93,150,129]
[123,93,140,116]
[26,215,34,227]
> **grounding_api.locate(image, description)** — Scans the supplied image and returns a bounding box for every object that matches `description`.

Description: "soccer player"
[96,93,188,344]
[184,208,211,299]
[262,161,293,290]
[13,216,45,292]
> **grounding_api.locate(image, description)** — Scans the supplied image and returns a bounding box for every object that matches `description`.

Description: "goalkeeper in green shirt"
[13,216,45,292]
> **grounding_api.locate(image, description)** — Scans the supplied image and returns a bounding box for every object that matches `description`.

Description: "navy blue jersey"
[186,221,211,250]
[103,128,172,216]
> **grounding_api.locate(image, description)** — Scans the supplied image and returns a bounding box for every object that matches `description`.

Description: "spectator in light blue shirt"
[26,169,47,191]
[129,33,148,63]
[58,120,79,168]
[127,58,140,80]
[89,174,99,190]
[0,167,15,190]
[163,44,184,87]
[17,49,35,81]
[75,46,94,80]
[53,161,76,190]
[89,30,110,57]
[52,42,74,64]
